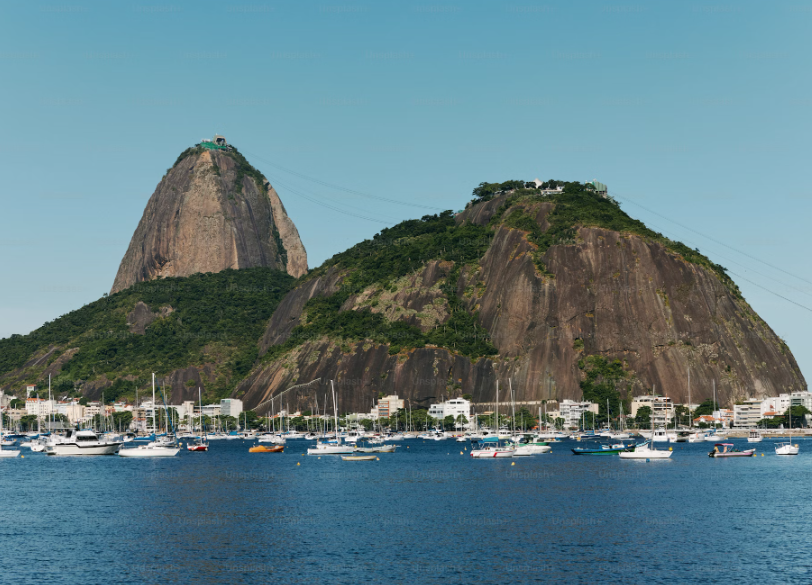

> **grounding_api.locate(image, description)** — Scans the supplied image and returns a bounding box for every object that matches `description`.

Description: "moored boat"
[249,444,284,453]
[46,429,122,456]
[572,442,635,456]
[708,443,755,458]
[618,440,672,460]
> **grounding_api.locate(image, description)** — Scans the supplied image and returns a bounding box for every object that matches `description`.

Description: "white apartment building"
[25,398,56,418]
[559,399,599,429]
[220,399,243,418]
[201,404,221,418]
[631,396,674,427]
[733,399,764,428]
[428,397,471,424]
[57,402,85,424]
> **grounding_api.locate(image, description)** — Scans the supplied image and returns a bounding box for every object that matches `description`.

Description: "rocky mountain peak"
[110,143,307,294]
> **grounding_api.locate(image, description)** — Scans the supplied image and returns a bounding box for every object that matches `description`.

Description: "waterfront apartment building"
[733,399,764,428]
[219,399,243,419]
[559,400,599,429]
[25,398,56,419]
[630,395,674,427]
[428,397,471,423]
[371,395,404,419]
[57,402,85,425]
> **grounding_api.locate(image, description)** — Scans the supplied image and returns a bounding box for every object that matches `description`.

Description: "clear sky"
[1,0,810,381]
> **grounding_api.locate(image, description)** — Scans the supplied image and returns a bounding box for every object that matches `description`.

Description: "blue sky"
[2,0,811,380]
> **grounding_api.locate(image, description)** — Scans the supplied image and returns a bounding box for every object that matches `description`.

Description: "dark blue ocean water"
[1,437,810,585]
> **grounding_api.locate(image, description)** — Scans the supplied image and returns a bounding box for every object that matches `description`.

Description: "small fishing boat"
[572,442,635,456]
[249,444,284,453]
[341,455,377,461]
[708,443,755,458]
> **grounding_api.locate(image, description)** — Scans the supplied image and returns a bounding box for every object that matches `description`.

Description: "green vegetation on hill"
[0,268,294,400]
[488,182,738,292]
[266,211,498,361]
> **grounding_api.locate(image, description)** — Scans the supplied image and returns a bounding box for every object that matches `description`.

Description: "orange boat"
[249,445,284,453]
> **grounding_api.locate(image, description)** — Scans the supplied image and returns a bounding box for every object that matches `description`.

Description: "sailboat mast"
[151,373,156,435]
[688,369,692,429]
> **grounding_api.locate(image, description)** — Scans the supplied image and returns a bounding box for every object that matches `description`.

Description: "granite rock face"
[111,148,307,294]
[238,197,805,413]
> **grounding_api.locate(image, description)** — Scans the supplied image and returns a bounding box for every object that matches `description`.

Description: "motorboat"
[308,441,355,455]
[650,428,670,443]
[119,440,180,457]
[619,440,673,460]
[341,455,377,461]
[355,444,397,453]
[249,444,284,453]
[705,432,725,442]
[514,442,551,456]
[470,437,515,458]
[687,432,706,443]
[708,443,755,458]
[187,438,209,452]
[572,442,635,455]
[747,429,763,443]
[45,429,122,456]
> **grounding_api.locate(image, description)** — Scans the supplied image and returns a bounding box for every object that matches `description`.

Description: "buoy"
[376,457,380,461]
[669,447,673,451]
[297,462,300,466]
[761,453,764,457]
[511,462,515,466]
[20,455,24,459]
[460,452,463,455]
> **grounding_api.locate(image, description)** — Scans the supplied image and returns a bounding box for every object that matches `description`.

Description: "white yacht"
[119,437,180,458]
[650,428,670,443]
[44,429,121,456]
[619,440,673,460]
[747,429,763,443]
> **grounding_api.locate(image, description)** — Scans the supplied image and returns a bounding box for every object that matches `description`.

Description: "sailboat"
[775,402,799,456]
[620,413,673,460]
[0,391,20,458]
[187,387,209,452]
[470,381,514,458]
[120,374,180,457]
[307,381,354,455]
[704,381,725,441]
